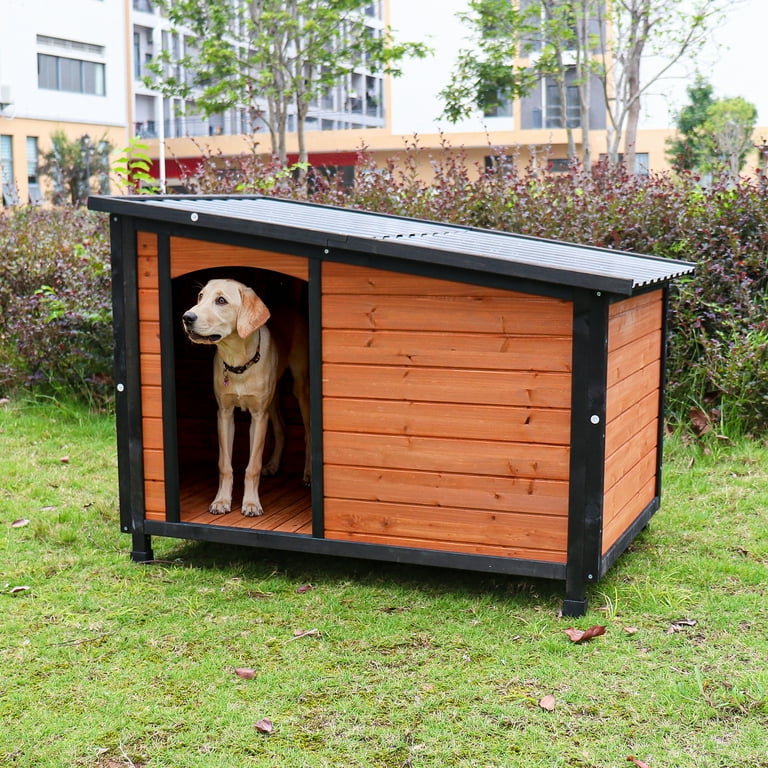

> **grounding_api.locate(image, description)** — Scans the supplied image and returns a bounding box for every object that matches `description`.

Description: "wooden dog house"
[88,194,694,616]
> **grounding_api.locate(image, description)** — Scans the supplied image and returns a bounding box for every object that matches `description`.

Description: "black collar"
[222,329,261,375]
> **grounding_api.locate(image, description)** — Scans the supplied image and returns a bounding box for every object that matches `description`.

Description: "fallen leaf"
[247,590,273,600]
[296,584,314,594]
[233,667,256,679]
[667,619,698,633]
[10,585,31,595]
[11,518,30,528]
[0,397,10,406]
[564,625,606,643]
[538,694,556,711]
[627,756,652,768]
[288,628,320,642]
[254,718,273,735]
[60,456,70,464]
[623,626,639,635]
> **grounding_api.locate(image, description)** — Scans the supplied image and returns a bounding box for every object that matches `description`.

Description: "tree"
[701,96,757,184]
[147,0,428,166]
[666,75,716,172]
[40,131,112,206]
[597,0,734,171]
[441,0,739,171]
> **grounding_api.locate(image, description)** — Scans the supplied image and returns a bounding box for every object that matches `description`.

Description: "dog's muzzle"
[182,311,222,343]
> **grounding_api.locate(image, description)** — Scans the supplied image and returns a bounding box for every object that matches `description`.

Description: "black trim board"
[140,520,567,581]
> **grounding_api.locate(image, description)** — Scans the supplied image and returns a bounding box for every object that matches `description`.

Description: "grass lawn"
[1,397,766,768]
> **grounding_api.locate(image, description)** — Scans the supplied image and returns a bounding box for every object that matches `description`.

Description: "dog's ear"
[237,285,271,338]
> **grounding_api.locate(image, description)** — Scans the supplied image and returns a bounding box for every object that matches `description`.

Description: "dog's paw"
[302,473,312,488]
[261,459,279,477]
[241,500,264,517]
[209,499,231,515]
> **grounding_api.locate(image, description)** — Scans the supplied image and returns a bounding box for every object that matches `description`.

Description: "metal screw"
[590,414,600,425]
[190,213,199,222]
[116,383,125,393]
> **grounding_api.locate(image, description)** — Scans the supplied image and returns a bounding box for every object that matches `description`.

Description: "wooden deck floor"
[179,469,312,534]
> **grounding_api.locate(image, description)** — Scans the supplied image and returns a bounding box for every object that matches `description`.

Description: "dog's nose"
[182,311,197,326]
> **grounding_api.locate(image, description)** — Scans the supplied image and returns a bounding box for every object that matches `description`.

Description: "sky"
[388,0,768,136]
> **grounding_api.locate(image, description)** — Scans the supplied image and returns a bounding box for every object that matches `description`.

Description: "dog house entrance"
[170,264,312,534]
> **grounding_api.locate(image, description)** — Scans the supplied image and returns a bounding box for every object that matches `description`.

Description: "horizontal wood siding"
[321,262,573,563]
[602,290,663,554]
[170,238,309,281]
[136,231,165,521]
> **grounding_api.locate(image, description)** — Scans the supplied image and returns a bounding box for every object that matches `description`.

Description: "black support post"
[564,290,610,616]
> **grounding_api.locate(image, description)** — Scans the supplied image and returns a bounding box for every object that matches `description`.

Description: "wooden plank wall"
[321,262,574,563]
[135,234,311,522]
[136,231,166,521]
[602,290,663,553]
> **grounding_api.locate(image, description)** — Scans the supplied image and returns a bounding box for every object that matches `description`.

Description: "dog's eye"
[215,296,228,306]
[197,292,203,302]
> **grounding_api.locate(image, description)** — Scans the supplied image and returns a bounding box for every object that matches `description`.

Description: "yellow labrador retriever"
[181,278,310,516]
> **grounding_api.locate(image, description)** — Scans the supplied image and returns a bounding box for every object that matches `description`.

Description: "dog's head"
[182,279,270,344]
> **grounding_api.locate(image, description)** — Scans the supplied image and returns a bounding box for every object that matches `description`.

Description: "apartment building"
[1,0,764,205]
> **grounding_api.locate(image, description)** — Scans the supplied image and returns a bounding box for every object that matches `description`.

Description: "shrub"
[5,140,768,432]
[0,206,112,407]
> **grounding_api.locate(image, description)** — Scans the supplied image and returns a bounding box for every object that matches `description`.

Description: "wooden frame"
[92,196,693,616]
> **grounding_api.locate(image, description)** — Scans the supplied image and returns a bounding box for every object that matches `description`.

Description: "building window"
[1,135,19,205]
[27,137,43,204]
[38,53,106,95]
[545,77,580,128]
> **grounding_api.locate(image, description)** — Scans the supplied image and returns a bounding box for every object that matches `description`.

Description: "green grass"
[1,398,766,768]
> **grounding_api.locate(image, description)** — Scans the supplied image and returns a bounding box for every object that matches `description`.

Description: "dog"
[181,278,311,517]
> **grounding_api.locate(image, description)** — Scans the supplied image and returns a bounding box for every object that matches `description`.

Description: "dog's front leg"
[211,405,236,514]
[242,409,269,516]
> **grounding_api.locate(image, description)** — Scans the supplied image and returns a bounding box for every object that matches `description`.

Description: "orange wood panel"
[323,432,570,480]
[602,474,657,554]
[603,418,659,492]
[608,292,663,352]
[137,231,158,258]
[144,449,164,481]
[144,478,166,520]
[323,398,571,445]
[140,320,161,355]
[605,359,661,423]
[324,498,568,553]
[323,465,568,516]
[140,353,161,387]
[169,238,309,280]
[603,447,657,527]
[322,262,534,298]
[138,289,159,322]
[324,527,567,563]
[142,416,164,451]
[137,255,158,289]
[322,329,573,372]
[322,294,573,336]
[606,330,661,388]
[322,364,572,408]
[604,390,658,457]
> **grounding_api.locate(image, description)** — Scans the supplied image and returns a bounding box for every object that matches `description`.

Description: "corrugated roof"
[89,194,695,295]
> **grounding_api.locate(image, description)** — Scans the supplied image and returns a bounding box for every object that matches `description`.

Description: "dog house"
[88,194,694,616]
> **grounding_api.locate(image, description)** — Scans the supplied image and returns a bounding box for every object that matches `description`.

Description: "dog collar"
[222,329,261,375]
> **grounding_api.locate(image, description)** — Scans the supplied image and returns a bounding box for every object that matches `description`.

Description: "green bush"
[4,142,768,433]
[0,206,113,407]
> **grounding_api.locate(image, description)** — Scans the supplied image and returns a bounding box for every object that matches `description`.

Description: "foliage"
[1,399,768,766]
[5,140,768,432]
[666,75,717,172]
[667,81,758,183]
[147,0,429,165]
[0,207,113,407]
[39,130,113,206]
[112,138,161,194]
[700,96,758,184]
